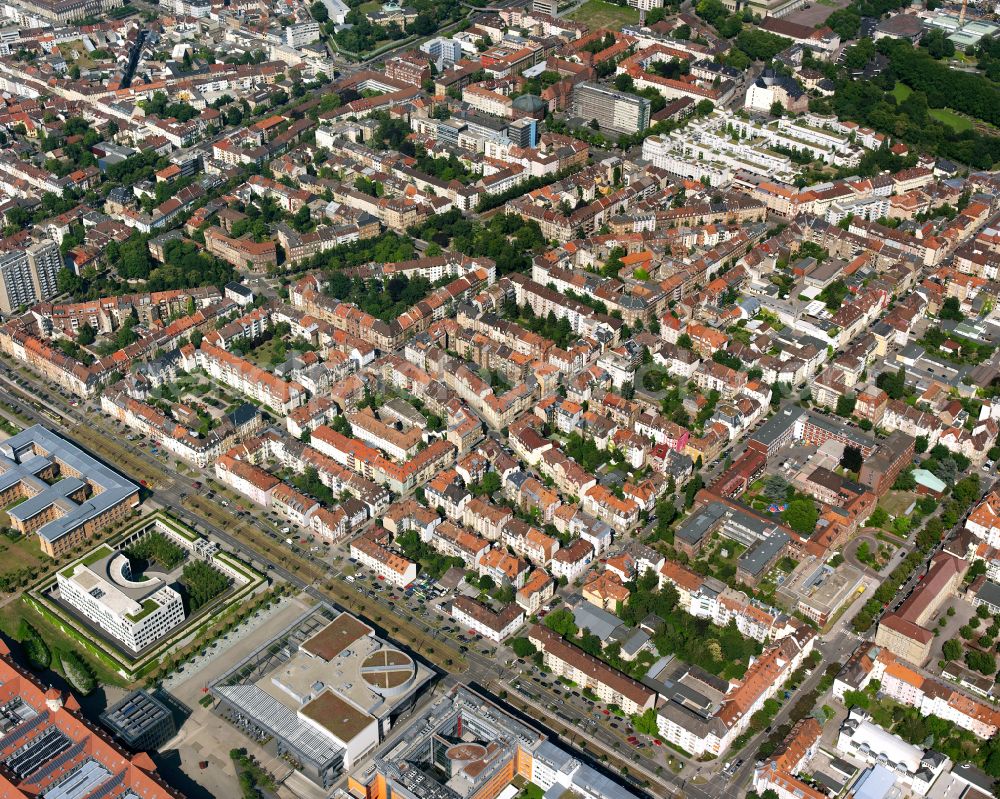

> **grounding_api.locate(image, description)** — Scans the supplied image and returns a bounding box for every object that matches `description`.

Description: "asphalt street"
[0,359,683,796]
[6,356,976,799]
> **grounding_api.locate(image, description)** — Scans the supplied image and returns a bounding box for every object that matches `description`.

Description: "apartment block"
[571,82,651,134]
[0,239,61,313]
[451,596,524,642]
[350,535,417,586]
[204,227,278,271]
[529,624,655,715]
[181,341,305,414]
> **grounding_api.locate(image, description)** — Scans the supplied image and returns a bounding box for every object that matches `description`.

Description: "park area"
[852,536,898,570]
[0,532,52,592]
[567,0,639,29]
[892,82,974,132]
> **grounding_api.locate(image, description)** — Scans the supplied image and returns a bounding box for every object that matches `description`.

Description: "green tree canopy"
[783,498,819,536]
[543,608,578,638]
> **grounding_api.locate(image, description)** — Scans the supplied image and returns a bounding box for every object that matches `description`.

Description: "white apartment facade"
[350,538,417,587]
[57,550,185,651]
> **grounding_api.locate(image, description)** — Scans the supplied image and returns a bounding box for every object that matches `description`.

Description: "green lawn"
[928,107,973,132]
[880,490,918,519]
[892,82,973,132]
[0,597,127,687]
[0,535,48,578]
[567,0,640,29]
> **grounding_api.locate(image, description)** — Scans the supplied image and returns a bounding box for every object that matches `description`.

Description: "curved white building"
[56,544,185,652]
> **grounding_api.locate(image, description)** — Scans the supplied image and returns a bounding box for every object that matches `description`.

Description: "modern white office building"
[420,37,463,70]
[212,606,433,790]
[57,545,185,652]
[286,21,320,48]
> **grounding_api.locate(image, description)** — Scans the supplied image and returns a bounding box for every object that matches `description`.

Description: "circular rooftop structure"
[512,94,546,115]
[446,743,487,762]
[109,553,160,591]
[360,649,416,696]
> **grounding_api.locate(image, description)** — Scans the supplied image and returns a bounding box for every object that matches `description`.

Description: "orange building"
[0,640,182,798]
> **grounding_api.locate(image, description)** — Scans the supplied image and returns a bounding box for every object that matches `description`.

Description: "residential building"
[517,569,555,613]
[529,624,656,715]
[450,596,524,642]
[180,342,305,414]
[968,491,1000,548]
[652,626,815,757]
[350,536,417,587]
[204,227,278,271]
[752,719,824,799]
[385,52,432,87]
[420,38,463,70]
[550,538,595,582]
[571,83,651,134]
[0,239,60,313]
[859,430,915,496]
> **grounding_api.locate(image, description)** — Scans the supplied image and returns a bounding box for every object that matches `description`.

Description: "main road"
[0,359,686,796]
[0,358,883,799]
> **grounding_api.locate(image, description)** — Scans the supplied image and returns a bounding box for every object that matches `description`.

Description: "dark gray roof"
[224,281,254,298]
[738,531,789,577]
[750,406,803,448]
[974,580,1000,609]
[899,343,925,360]
[569,599,624,642]
[675,501,728,547]
[952,763,995,792]
[226,403,260,428]
[1,426,138,545]
[100,690,174,746]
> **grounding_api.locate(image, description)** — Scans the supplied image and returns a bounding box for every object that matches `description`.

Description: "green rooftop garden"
[126,598,158,623]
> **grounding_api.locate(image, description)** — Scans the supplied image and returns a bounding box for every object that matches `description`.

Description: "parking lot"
[342,562,500,653]
[782,0,850,28]
[341,554,687,777]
